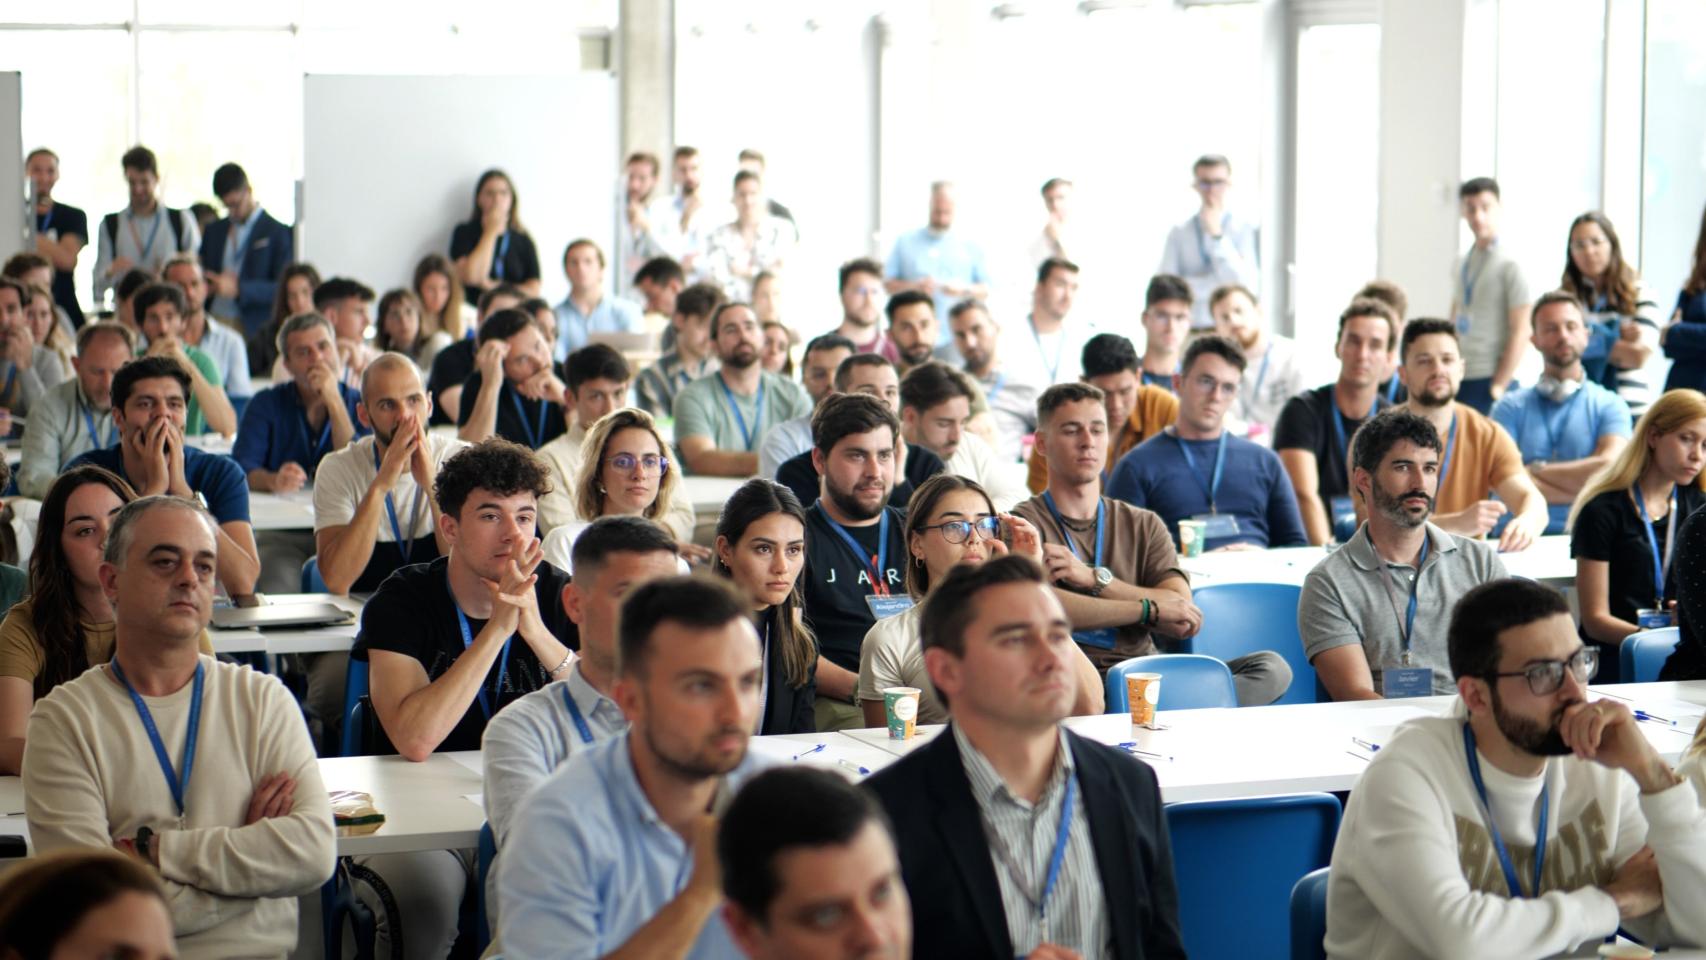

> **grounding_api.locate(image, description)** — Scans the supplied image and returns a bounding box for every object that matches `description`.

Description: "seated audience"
[1108,335,1307,551]
[1276,296,1398,544]
[0,849,175,959]
[633,255,686,334]
[953,299,1040,463]
[132,282,235,436]
[17,321,133,499]
[451,169,542,302]
[1026,332,1178,494]
[114,266,158,338]
[868,556,1186,959]
[540,407,697,571]
[1493,291,1633,533]
[1570,389,1706,683]
[1563,211,1659,416]
[1325,578,1706,958]
[233,312,364,492]
[757,332,854,478]
[66,356,260,597]
[553,238,642,359]
[760,319,793,376]
[374,287,452,372]
[861,474,1102,726]
[674,302,811,476]
[635,281,723,419]
[163,254,251,399]
[1301,409,1507,700]
[198,162,293,341]
[23,495,335,958]
[899,361,1028,510]
[1139,274,1193,389]
[719,767,913,960]
[457,307,569,447]
[251,261,318,375]
[834,257,899,361]
[1666,506,1706,680]
[0,276,68,419]
[429,282,525,426]
[310,276,378,389]
[712,478,818,735]
[1211,283,1303,440]
[496,574,771,959]
[19,278,74,371]
[753,271,784,325]
[414,252,471,344]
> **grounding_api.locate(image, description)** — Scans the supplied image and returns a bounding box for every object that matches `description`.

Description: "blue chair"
[1188,582,1318,705]
[1165,793,1342,960]
[1290,866,1331,960]
[476,823,497,949]
[1621,627,1679,684]
[339,659,370,758]
[301,556,328,593]
[1105,654,1237,713]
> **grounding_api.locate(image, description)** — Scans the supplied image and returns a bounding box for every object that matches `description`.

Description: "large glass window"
[1641,0,1706,332]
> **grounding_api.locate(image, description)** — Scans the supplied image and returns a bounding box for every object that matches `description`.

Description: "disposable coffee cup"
[1636,608,1673,630]
[883,687,921,740]
[1179,520,1207,558]
[1126,673,1162,726]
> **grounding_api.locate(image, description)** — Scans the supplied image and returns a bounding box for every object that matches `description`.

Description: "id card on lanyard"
[1042,492,1118,650]
[1463,722,1549,898]
[1635,486,1677,608]
[824,511,911,619]
[1372,528,1433,698]
[1457,248,1489,335]
[1174,432,1239,540]
[491,231,511,281]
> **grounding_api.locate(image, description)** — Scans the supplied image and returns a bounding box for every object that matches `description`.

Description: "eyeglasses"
[604,453,669,476]
[1486,647,1598,696]
[915,516,1000,545]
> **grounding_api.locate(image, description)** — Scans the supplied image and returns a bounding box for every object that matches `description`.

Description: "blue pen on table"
[1117,741,1174,762]
[1351,737,1381,753]
[1633,710,1676,726]
[836,758,871,776]
[792,743,826,761]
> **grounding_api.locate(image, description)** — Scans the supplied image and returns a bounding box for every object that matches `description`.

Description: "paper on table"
[745,738,874,777]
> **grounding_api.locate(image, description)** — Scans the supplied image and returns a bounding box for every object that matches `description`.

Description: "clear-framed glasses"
[1487,647,1598,696]
[605,453,669,476]
[916,516,1000,545]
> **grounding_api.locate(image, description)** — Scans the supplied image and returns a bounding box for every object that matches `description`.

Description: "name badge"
[1072,628,1119,650]
[1455,312,1472,335]
[1636,608,1674,630]
[865,595,915,620]
[1190,513,1241,540]
[1381,666,1434,699]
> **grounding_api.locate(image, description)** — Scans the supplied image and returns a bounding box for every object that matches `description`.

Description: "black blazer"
[198,209,294,336]
[756,605,816,735]
[866,725,1185,960]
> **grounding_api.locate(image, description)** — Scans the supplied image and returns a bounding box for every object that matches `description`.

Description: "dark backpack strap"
[167,208,186,249]
[102,212,118,248]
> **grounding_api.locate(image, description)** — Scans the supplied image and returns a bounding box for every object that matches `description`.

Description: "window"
[1641,0,1706,325]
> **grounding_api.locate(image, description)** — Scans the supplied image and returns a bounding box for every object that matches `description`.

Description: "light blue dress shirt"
[197,318,254,398]
[495,730,771,960]
[1491,379,1632,532]
[1157,212,1261,329]
[884,227,989,337]
[553,294,644,360]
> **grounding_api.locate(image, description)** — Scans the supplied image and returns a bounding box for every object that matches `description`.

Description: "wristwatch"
[1089,566,1114,597]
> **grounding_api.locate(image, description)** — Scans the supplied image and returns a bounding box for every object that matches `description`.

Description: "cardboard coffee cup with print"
[1179,519,1207,558]
[883,687,921,740]
[1126,673,1163,726]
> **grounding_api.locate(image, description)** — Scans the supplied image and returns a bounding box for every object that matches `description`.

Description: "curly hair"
[434,437,553,519]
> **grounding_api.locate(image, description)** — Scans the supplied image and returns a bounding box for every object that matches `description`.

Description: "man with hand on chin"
[67,356,260,598]
[234,313,364,493]
[1326,578,1706,958]
[458,308,570,447]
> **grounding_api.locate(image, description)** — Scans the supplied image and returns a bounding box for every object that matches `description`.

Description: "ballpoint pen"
[1633,710,1676,726]
[1351,737,1381,753]
[1118,742,1174,761]
[792,743,826,761]
[837,758,871,776]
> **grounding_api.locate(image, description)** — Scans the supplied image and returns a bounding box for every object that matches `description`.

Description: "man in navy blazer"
[866,555,1186,960]
[199,162,294,340]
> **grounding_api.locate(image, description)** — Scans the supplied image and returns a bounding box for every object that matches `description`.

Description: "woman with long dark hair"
[1663,203,1706,392]
[1562,211,1661,415]
[450,169,541,301]
[251,261,320,374]
[373,288,452,372]
[413,251,471,343]
[714,478,818,735]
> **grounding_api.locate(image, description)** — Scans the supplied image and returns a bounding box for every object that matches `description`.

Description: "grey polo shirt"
[1299,522,1506,694]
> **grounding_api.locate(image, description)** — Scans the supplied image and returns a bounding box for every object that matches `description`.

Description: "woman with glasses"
[1568,389,1706,683]
[1562,211,1662,416]
[713,478,817,735]
[856,474,1104,728]
[541,408,689,574]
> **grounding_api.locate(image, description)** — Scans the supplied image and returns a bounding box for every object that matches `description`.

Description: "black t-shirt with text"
[802,504,908,672]
[449,222,541,301]
[1273,383,1391,501]
[775,445,945,517]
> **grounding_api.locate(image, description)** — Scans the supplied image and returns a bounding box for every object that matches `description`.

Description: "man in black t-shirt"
[777,352,945,511]
[456,307,569,447]
[26,148,88,328]
[354,437,578,758]
[428,282,525,426]
[800,393,908,732]
[1274,297,1399,545]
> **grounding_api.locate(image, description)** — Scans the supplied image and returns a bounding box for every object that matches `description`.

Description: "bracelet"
[1139,598,1151,627]
[548,653,573,678]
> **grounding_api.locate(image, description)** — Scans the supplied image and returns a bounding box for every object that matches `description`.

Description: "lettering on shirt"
[1453,799,1614,897]
[822,566,904,588]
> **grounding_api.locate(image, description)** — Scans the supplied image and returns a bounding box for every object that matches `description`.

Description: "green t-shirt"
[670,370,811,474]
[135,344,223,435]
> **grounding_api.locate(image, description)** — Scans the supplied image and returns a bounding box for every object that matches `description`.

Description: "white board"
[300,74,617,308]
[0,73,23,266]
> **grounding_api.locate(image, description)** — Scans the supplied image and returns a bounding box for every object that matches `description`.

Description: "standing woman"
[1662,203,1706,393]
[539,407,691,571]
[373,288,452,372]
[450,169,541,302]
[252,261,320,375]
[1562,211,1662,416]
[713,478,817,735]
[1569,389,1706,682]
[413,251,472,343]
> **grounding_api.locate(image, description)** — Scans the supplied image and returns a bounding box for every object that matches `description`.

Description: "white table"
[249,490,319,531]
[1180,533,1577,588]
[210,593,362,659]
[319,752,485,857]
[680,475,747,516]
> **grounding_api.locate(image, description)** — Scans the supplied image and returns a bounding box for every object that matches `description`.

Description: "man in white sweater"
[23,495,336,960]
[1327,577,1706,959]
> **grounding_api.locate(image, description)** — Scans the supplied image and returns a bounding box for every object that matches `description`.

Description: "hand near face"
[476,340,509,382]
[376,417,418,486]
[517,369,566,405]
[162,419,189,498]
[406,420,436,492]
[484,537,543,630]
[999,514,1043,563]
[1559,699,1666,782]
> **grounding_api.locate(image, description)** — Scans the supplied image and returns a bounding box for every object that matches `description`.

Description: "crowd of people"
[2,139,1706,960]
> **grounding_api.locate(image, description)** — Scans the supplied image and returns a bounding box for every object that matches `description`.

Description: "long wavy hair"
[29,466,137,698]
[469,169,528,237]
[573,408,680,523]
[269,262,321,330]
[903,474,996,600]
[413,252,467,341]
[1561,211,1640,316]
[1568,389,1706,531]
[714,479,817,689]
[374,288,428,357]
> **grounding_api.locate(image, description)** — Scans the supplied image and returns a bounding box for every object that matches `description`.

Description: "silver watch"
[1090,566,1113,597]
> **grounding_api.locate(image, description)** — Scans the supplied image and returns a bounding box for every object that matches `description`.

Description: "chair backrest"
[1620,626,1680,683]
[1189,582,1318,705]
[339,658,371,758]
[476,822,497,949]
[1165,793,1341,960]
[1105,654,1237,713]
[1290,867,1330,960]
[301,555,328,593]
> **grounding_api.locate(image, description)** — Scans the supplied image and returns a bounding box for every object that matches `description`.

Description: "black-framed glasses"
[604,453,670,476]
[915,516,1000,545]
[1487,647,1598,696]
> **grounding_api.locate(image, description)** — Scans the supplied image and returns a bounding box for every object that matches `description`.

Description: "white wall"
[0,73,22,267]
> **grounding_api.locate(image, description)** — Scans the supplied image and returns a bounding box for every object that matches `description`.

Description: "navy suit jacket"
[866,725,1186,960]
[199,209,294,336]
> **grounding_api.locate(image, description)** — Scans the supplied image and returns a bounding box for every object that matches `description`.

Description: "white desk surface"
[680,475,748,515]
[210,593,362,656]
[320,752,485,856]
[1180,534,1576,587]
[249,490,319,531]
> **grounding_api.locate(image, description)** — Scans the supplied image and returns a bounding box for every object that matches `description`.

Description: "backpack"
[102,207,187,253]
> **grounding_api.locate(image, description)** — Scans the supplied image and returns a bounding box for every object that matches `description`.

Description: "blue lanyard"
[452,592,515,721]
[36,207,53,233]
[1371,527,1430,655]
[491,232,511,280]
[81,400,114,450]
[1042,492,1104,568]
[1330,387,1378,458]
[823,510,891,596]
[1460,248,1489,307]
[506,386,548,449]
[373,444,424,562]
[1193,214,1229,270]
[1536,389,1583,461]
[1463,723,1548,899]
[1385,376,1401,404]
[132,209,165,261]
[1172,431,1228,513]
[560,684,595,745]
[1141,369,1176,391]
[111,659,205,818]
[1032,324,1066,385]
[1634,486,1677,606]
[299,408,333,470]
[1437,415,1458,491]
[1243,350,1272,421]
[717,374,766,451]
[985,370,1007,405]
[1038,772,1077,935]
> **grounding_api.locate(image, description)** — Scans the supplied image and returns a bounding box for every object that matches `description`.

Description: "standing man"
[757,332,855,479]
[457,309,570,448]
[952,300,1040,463]
[132,283,236,437]
[899,361,1029,511]
[1025,333,1179,494]
[17,321,134,498]
[867,556,1187,960]
[1139,274,1194,389]
[23,496,335,959]
[617,152,664,300]
[1210,283,1303,441]
[1492,291,1633,533]
[673,303,810,476]
[1027,177,1073,269]
[736,148,797,227]
[1107,336,1307,551]
[647,146,729,276]
[1451,177,1532,414]
[1275,297,1399,545]
[884,181,990,354]
[1005,258,1093,390]
[233,312,364,493]
[834,258,898,362]
[636,282,724,420]
[553,239,643,359]
[163,255,251,401]
[93,146,200,306]
[1158,153,1260,330]
[26,147,87,327]
[198,162,292,342]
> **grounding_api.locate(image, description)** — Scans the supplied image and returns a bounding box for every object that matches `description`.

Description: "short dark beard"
[643,719,745,780]
[722,346,758,370]
[900,344,934,366]
[824,477,883,522]
[1490,685,1574,756]
[1371,482,1432,528]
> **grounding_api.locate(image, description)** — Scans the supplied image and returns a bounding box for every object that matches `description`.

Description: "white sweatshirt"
[1326,706,1706,960]
[24,655,336,960]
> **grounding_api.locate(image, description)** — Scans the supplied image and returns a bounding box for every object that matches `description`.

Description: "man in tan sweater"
[24,495,335,959]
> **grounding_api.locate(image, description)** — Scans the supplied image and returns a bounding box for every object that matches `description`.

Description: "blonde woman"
[540,408,690,574]
[1569,389,1706,681]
